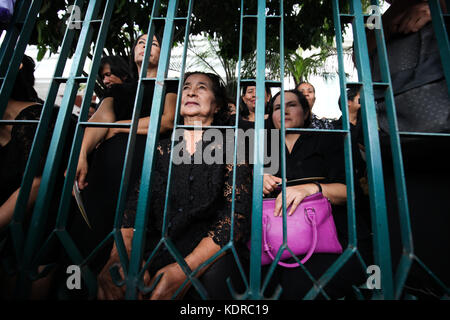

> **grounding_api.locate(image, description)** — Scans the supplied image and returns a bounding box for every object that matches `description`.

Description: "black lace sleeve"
[208,162,253,247]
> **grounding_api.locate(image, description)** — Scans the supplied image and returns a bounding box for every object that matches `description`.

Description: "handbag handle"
[263,208,318,268]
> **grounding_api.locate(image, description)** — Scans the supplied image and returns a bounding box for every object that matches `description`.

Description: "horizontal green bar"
[0,120,39,124]
[286,128,349,134]
[78,122,131,128]
[398,131,450,137]
[53,76,88,83]
[177,125,238,129]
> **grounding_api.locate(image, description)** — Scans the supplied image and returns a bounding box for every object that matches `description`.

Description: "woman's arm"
[75,97,116,189]
[148,237,221,300]
[0,177,41,229]
[274,182,347,216]
[97,228,139,300]
[105,92,177,139]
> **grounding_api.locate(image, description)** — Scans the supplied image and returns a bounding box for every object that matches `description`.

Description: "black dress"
[260,132,373,299]
[122,133,253,299]
[69,81,177,270]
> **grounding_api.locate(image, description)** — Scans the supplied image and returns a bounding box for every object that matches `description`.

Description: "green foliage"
[29,0,342,62]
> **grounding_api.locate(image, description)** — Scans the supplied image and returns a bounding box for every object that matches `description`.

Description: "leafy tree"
[30,0,342,60]
[28,0,378,90]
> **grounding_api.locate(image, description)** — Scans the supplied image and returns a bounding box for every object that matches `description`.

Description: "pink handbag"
[248,192,343,268]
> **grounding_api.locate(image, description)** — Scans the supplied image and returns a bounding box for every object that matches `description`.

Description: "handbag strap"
[263,208,318,268]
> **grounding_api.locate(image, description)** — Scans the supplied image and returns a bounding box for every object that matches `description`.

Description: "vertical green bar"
[125,0,179,300]
[0,0,31,76]
[16,0,103,298]
[248,0,266,300]
[350,0,394,299]
[10,0,85,263]
[369,0,414,298]
[0,0,43,119]
[332,0,358,247]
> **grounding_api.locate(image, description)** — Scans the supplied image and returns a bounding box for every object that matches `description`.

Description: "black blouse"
[123,133,253,275]
[270,133,346,184]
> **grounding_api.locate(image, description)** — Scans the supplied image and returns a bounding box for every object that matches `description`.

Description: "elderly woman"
[94,72,252,300]
[261,89,372,299]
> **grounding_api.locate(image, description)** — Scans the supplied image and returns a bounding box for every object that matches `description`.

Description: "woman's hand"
[75,153,89,190]
[105,127,119,140]
[148,262,187,300]
[263,174,282,195]
[389,2,431,35]
[97,255,126,300]
[274,183,320,217]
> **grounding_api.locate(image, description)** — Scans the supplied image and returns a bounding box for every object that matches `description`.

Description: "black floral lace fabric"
[123,132,253,274]
[310,113,337,130]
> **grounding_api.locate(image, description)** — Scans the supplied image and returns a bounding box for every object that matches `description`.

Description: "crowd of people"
[1,0,449,300]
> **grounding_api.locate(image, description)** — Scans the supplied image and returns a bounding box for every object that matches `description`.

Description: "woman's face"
[348,92,361,113]
[134,34,161,68]
[272,92,309,129]
[100,64,124,88]
[297,83,316,108]
[180,73,218,125]
[242,86,271,112]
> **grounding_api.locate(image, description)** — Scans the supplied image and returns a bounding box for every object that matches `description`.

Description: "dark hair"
[10,55,41,103]
[240,81,272,118]
[129,32,163,80]
[183,71,231,126]
[269,89,311,128]
[295,81,315,93]
[338,86,360,111]
[99,56,130,81]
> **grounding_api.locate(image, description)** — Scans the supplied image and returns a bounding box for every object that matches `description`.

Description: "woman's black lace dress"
[123,134,253,278]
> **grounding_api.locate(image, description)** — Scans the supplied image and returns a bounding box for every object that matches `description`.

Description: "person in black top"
[67,33,177,293]
[98,56,130,90]
[295,81,336,130]
[75,33,176,186]
[0,55,76,298]
[0,55,75,231]
[259,89,372,299]
[239,82,272,122]
[91,72,252,300]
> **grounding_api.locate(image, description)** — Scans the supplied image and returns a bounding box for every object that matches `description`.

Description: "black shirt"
[270,133,346,184]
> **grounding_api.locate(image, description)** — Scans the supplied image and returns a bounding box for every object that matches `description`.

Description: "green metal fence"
[0,0,449,300]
